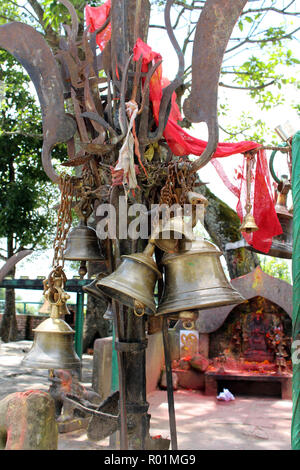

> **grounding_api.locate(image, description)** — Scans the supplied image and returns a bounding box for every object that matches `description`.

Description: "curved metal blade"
[0,250,33,283]
[183,0,248,173]
[0,22,77,183]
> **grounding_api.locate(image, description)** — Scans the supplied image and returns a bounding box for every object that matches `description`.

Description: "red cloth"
[83,8,282,254]
[85,1,111,51]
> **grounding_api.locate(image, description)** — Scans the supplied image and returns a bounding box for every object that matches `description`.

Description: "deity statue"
[243,312,274,362]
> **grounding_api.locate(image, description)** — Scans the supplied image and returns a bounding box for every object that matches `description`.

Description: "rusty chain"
[52,174,75,270]
[159,158,196,207]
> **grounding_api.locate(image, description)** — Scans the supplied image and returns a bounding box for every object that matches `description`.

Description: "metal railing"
[0,299,84,315]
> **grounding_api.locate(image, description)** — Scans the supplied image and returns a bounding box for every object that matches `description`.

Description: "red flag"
[85,1,111,51]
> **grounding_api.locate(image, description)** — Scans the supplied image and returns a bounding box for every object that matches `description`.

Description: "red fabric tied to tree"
[83,6,282,254]
[133,38,282,254]
[85,1,111,51]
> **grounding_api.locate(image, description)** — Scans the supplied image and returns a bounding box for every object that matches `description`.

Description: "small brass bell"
[156,238,245,316]
[246,178,293,259]
[39,298,51,314]
[22,271,80,370]
[64,219,104,261]
[150,215,194,253]
[269,179,293,258]
[103,303,114,320]
[240,212,259,234]
[97,242,161,315]
[38,298,71,316]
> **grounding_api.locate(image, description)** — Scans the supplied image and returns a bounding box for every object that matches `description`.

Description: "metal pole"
[111,323,119,392]
[162,316,178,450]
[74,291,84,359]
[291,131,300,449]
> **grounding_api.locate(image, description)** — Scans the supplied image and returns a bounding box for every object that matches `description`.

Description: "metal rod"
[74,291,84,359]
[162,316,178,450]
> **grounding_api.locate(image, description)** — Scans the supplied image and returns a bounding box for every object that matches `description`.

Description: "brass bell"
[39,298,51,314]
[246,178,293,259]
[156,238,245,316]
[103,303,114,320]
[22,269,80,370]
[64,219,104,261]
[240,212,259,234]
[150,215,194,253]
[96,243,161,315]
[38,298,71,316]
[83,273,108,300]
[21,317,80,370]
[268,180,293,258]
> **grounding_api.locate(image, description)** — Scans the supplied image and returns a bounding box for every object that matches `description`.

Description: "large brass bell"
[22,271,80,370]
[64,219,104,261]
[96,243,161,315]
[21,317,80,370]
[150,215,194,253]
[156,238,245,316]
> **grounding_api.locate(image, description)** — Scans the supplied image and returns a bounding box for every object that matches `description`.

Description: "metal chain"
[52,174,75,269]
[159,158,196,207]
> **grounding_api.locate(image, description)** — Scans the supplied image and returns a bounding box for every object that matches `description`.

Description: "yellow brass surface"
[156,238,245,316]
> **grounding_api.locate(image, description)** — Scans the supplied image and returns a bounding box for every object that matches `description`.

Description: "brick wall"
[0,314,47,340]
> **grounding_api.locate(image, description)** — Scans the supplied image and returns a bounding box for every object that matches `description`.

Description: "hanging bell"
[150,215,194,253]
[64,219,104,261]
[103,303,114,321]
[83,273,108,300]
[156,238,245,316]
[240,212,259,234]
[96,243,161,315]
[21,317,80,370]
[246,179,293,259]
[39,297,51,315]
[268,180,293,258]
[22,271,80,370]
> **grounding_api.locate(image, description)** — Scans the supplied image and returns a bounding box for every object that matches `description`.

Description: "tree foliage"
[0,50,65,259]
[259,254,291,283]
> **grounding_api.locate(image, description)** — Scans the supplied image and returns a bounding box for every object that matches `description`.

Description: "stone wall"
[0,314,47,341]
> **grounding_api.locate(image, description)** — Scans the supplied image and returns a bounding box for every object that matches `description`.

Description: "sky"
[1,1,299,302]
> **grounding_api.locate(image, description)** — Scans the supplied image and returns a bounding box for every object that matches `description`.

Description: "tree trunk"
[197,184,260,279]
[0,237,18,342]
[82,259,111,353]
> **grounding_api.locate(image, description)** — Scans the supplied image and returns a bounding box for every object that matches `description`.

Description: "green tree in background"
[0,0,298,347]
[0,50,66,342]
[259,254,291,283]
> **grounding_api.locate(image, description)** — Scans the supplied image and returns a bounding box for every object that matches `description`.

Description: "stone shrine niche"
[209,296,292,366]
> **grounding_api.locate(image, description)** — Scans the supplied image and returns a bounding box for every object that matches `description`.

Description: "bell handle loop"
[133,301,145,318]
[47,286,63,306]
[182,320,195,330]
[269,143,290,185]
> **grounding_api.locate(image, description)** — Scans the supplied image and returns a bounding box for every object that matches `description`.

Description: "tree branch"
[219,79,276,91]
[26,0,59,48]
